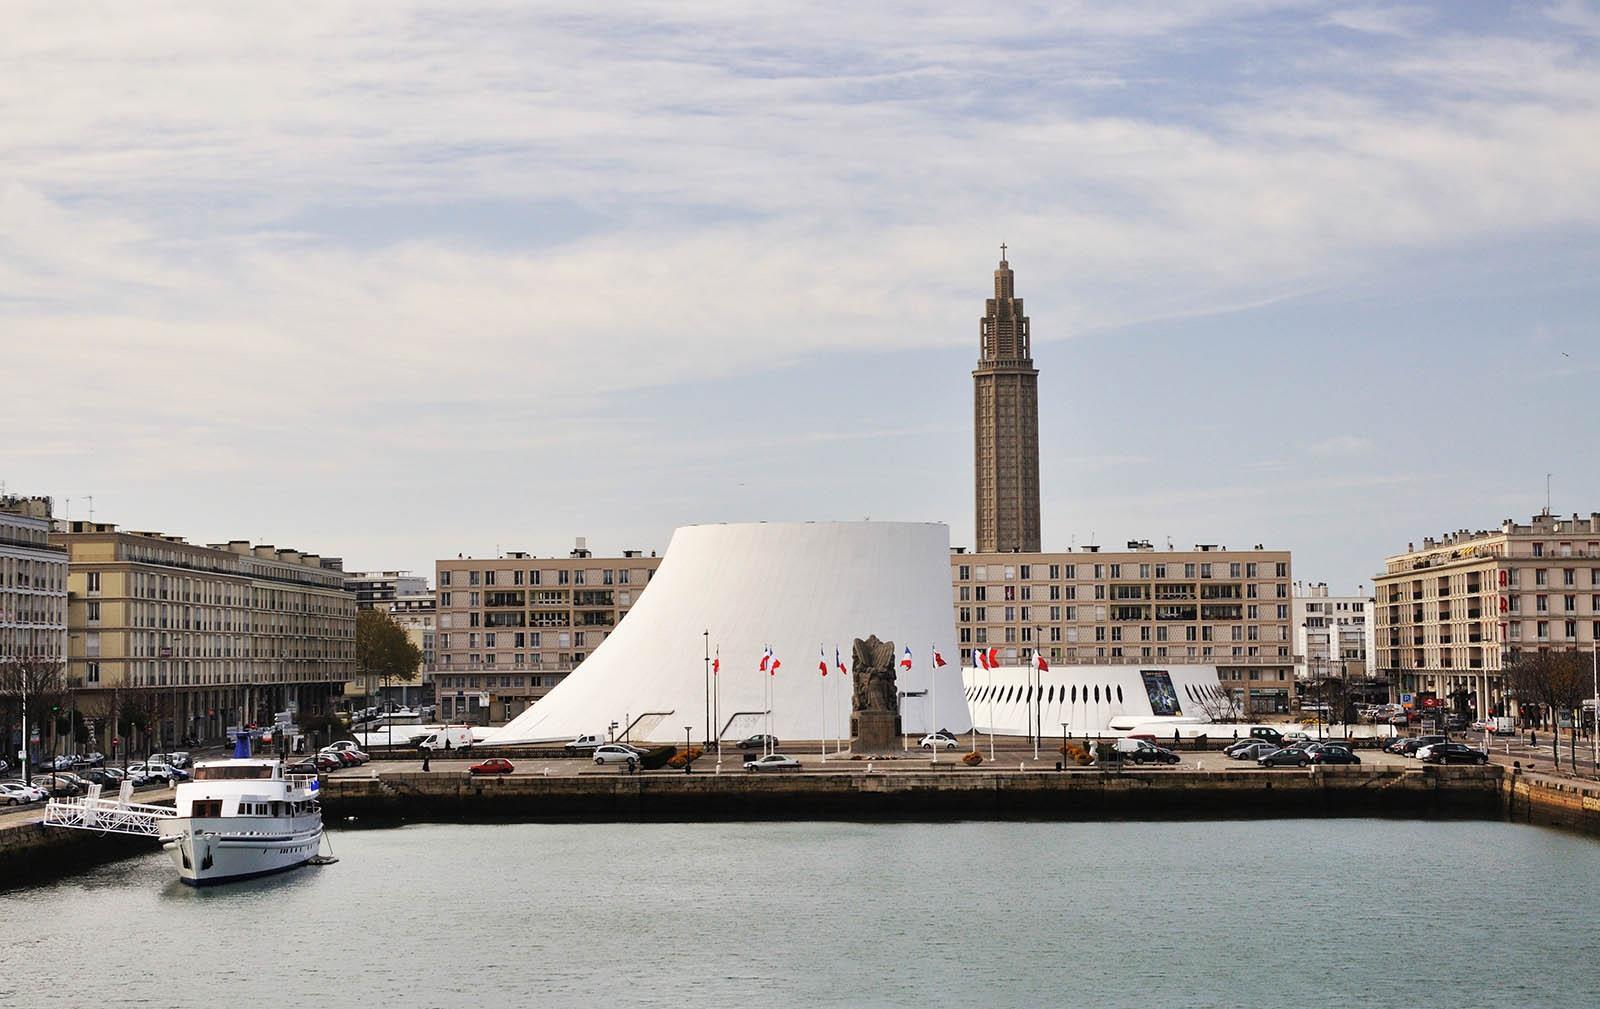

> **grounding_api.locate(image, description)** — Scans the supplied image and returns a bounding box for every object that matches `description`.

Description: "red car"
[469,758,515,775]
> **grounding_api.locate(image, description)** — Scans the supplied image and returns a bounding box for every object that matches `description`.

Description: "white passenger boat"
[158,737,325,886]
[45,735,330,887]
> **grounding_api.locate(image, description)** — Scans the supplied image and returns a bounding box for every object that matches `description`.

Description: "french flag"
[770,654,781,676]
[900,646,913,670]
[818,647,828,677]
[975,649,989,670]
[1034,650,1050,672]
[759,646,771,673]
[933,649,948,668]
[836,648,847,676]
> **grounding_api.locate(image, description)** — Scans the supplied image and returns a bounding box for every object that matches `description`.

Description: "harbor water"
[3,818,1597,1008]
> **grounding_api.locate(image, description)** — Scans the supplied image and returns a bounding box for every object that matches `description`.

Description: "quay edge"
[320,765,1508,823]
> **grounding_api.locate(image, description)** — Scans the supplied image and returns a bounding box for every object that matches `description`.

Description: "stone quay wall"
[322,764,1505,823]
[1500,768,1600,836]
[0,818,159,886]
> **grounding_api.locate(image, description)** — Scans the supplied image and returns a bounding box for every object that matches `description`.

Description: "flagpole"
[837,646,846,755]
[930,643,938,765]
[1032,649,1040,762]
[820,645,826,764]
[987,653,995,761]
[714,645,721,767]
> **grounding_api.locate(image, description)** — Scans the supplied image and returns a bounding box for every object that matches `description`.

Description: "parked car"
[82,767,126,788]
[1228,741,1277,760]
[1399,735,1447,757]
[165,751,191,768]
[744,753,802,772]
[563,735,606,756]
[1309,745,1360,765]
[1280,731,1313,747]
[1259,747,1312,767]
[0,781,48,805]
[285,760,320,776]
[312,753,344,773]
[737,734,780,751]
[1248,727,1285,746]
[326,740,363,753]
[1105,738,1181,764]
[919,733,960,750]
[1444,714,1469,731]
[593,744,642,766]
[469,758,515,775]
[31,774,84,797]
[1419,742,1490,765]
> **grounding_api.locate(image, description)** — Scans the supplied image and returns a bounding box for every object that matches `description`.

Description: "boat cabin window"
[192,799,223,817]
[194,765,274,780]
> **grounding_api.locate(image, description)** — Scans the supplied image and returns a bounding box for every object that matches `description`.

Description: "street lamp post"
[986,656,995,762]
[684,725,693,775]
[703,630,711,748]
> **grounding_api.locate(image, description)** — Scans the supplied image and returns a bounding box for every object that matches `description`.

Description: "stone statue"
[850,635,900,751]
[851,635,899,713]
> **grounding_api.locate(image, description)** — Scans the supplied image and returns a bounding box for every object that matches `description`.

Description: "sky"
[2,1,1598,595]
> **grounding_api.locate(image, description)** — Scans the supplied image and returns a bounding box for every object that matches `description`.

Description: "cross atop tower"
[1000,242,1007,261]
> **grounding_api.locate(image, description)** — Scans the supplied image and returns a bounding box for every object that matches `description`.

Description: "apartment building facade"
[1,496,68,666]
[52,521,357,744]
[434,540,660,724]
[346,570,429,610]
[1292,582,1376,684]
[952,543,1295,713]
[387,591,436,707]
[1373,511,1600,716]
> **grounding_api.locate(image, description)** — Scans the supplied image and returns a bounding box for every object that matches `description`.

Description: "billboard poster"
[1140,670,1183,717]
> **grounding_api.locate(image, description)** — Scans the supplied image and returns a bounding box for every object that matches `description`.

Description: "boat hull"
[159,814,323,886]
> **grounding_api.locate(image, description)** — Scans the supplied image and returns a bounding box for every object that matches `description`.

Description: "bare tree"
[1507,650,1592,770]
[1303,675,1349,738]
[1196,686,1246,723]
[0,657,65,780]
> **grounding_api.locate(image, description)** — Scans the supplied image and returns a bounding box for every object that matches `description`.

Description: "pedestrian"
[1173,730,1181,750]
[1232,728,1238,740]
[1531,730,1537,749]
[421,745,431,772]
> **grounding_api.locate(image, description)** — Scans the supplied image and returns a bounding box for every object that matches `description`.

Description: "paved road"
[327,740,1423,780]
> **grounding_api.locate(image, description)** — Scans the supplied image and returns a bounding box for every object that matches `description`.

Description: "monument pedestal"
[852,710,899,752]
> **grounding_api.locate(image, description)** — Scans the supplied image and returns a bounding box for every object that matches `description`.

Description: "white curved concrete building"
[962,663,1232,738]
[490,522,971,745]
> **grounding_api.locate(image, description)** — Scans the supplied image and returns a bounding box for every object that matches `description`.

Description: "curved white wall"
[490,522,970,745]
[961,664,1229,737]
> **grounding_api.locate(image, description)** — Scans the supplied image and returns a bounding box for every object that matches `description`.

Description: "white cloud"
[2,1,1598,586]
[1308,435,1373,457]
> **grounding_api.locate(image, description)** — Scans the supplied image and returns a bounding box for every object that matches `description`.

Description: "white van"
[417,725,476,751]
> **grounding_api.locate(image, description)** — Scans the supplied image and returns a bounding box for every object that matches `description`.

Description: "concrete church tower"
[972,246,1041,553]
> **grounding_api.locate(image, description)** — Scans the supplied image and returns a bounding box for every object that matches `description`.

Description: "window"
[86,661,100,684]
[86,571,101,593]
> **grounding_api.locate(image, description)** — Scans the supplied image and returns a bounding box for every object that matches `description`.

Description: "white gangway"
[45,782,177,838]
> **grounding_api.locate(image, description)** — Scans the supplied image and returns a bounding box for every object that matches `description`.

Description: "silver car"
[592,744,643,765]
